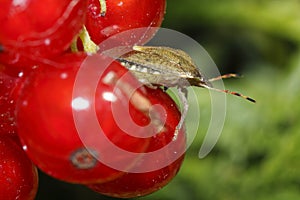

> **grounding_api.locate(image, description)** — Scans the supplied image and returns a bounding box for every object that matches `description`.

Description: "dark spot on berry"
[70,147,98,169]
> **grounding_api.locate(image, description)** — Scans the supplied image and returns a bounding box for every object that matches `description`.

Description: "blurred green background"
[36,0,300,199]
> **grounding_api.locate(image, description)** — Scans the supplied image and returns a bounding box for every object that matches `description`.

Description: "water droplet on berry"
[117,1,123,6]
[44,39,51,46]
[60,72,68,79]
[18,72,24,77]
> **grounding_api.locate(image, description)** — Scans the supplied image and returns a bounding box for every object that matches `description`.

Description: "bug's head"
[189,73,256,103]
[187,76,213,88]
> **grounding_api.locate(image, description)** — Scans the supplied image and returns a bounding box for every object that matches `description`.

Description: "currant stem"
[70,26,99,54]
[80,26,99,53]
[70,39,79,52]
[99,0,107,16]
[70,0,106,54]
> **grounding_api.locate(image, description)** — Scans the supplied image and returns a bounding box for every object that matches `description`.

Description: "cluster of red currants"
[0,0,186,199]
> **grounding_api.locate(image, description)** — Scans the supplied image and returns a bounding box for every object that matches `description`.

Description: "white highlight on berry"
[72,97,90,111]
[18,72,24,78]
[102,92,117,102]
[22,145,27,151]
[117,1,123,6]
[12,0,27,7]
[102,71,116,84]
[44,38,51,46]
[60,73,68,79]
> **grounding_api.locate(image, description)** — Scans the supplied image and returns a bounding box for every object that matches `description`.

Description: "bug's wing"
[132,46,200,78]
[134,46,195,66]
[101,46,132,59]
[104,45,198,78]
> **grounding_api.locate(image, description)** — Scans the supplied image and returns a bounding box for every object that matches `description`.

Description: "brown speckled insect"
[117,46,255,101]
[115,46,256,137]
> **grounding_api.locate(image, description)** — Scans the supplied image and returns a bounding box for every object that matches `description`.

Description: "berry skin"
[85,0,166,45]
[0,136,38,200]
[16,53,136,184]
[0,0,186,198]
[88,88,186,198]
[0,67,24,137]
[0,0,88,59]
[88,156,184,198]
[16,53,181,184]
[0,50,43,73]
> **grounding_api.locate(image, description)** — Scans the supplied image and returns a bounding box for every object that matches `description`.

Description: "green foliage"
[165,0,300,43]
[140,1,300,200]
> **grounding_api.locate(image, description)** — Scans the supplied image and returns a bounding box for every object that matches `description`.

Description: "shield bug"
[109,46,256,139]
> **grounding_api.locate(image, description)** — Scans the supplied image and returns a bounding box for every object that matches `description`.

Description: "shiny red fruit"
[16,53,138,184]
[0,67,24,137]
[0,0,87,59]
[86,0,166,45]
[0,136,38,200]
[89,157,184,198]
[88,88,186,198]
[0,50,43,73]
[16,53,182,184]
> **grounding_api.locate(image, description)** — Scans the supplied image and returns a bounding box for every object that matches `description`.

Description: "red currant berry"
[0,68,24,137]
[16,53,166,184]
[0,0,88,59]
[0,136,38,200]
[85,0,166,45]
[0,50,42,73]
[88,88,186,198]
[89,157,184,198]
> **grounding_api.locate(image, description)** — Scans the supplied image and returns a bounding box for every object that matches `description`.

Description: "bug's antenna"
[209,73,241,82]
[202,84,256,103]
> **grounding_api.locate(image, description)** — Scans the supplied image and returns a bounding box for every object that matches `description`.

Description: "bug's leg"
[209,73,241,82]
[174,87,188,141]
[201,84,256,103]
